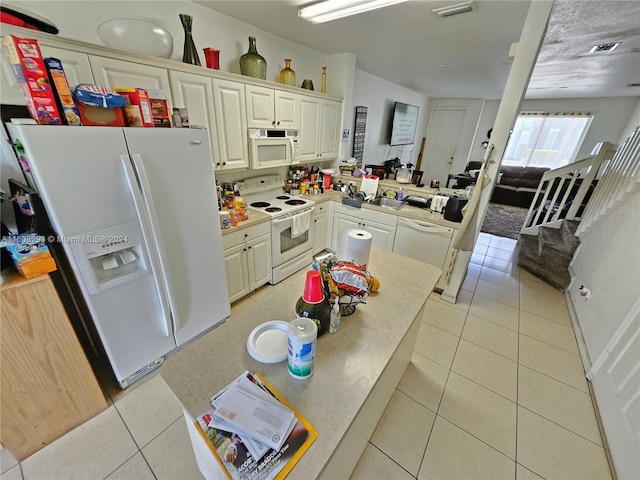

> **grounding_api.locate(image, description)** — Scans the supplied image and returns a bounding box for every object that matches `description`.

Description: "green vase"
[180,14,201,66]
[239,36,266,80]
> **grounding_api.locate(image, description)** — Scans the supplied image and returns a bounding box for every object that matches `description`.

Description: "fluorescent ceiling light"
[299,0,408,24]
[432,1,476,17]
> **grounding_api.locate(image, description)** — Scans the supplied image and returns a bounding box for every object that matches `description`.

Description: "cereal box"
[113,88,155,127]
[2,35,62,125]
[44,57,81,125]
[146,88,171,127]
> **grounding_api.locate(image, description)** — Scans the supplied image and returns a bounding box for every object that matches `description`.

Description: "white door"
[313,211,327,254]
[363,220,396,251]
[169,70,220,168]
[423,108,466,186]
[247,234,272,291]
[590,306,640,480]
[319,99,340,160]
[331,213,360,252]
[245,85,275,128]
[224,244,250,303]
[212,78,249,170]
[275,90,300,129]
[89,56,171,106]
[299,96,321,161]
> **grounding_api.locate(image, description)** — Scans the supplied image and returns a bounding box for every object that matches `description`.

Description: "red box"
[146,88,171,127]
[2,35,62,125]
[113,88,154,127]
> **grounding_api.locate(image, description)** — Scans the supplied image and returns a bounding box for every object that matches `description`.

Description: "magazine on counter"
[195,372,318,480]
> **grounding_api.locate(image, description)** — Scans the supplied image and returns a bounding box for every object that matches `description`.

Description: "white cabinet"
[331,203,397,252]
[1,45,93,105]
[169,70,220,168]
[312,202,332,254]
[222,222,271,303]
[245,85,299,129]
[88,56,172,102]
[299,97,341,162]
[212,78,249,171]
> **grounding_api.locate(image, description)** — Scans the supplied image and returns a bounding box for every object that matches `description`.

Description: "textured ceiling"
[196,0,640,99]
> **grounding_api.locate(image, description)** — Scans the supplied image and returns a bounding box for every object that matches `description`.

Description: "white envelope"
[213,384,295,451]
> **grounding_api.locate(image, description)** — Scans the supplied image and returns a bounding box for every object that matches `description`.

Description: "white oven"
[248,129,300,170]
[270,206,314,284]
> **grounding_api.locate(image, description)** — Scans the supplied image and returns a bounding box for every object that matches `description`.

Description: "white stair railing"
[521,142,617,235]
[577,126,640,235]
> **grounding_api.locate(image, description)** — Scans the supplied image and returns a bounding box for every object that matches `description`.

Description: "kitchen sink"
[369,197,406,211]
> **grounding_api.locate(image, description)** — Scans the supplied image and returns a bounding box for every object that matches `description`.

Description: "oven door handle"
[272,216,292,225]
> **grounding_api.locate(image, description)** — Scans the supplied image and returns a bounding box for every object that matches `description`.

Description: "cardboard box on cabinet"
[2,35,63,125]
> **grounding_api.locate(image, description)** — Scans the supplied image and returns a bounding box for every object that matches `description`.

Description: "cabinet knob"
[223,162,227,165]
[243,248,247,252]
[248,246,252,249]
[277,121,280,126]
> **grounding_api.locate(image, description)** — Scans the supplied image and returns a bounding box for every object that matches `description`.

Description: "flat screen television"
[389,102,419,146]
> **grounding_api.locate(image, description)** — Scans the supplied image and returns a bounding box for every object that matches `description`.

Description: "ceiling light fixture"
[298,0,408,24]
[432,1,476,17]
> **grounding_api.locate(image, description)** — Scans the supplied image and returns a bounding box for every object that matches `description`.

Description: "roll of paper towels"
[343,229,372,267]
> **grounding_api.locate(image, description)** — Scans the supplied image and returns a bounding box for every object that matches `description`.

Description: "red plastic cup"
[203,48,220,70]
[303,270,324,303]
[322,173,331,190]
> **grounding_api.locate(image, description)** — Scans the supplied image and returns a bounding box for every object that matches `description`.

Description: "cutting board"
[360,174,379,198]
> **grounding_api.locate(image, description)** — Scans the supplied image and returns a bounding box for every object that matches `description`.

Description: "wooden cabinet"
[222,222,272,302]
[89,56,172,104]
[1,272,107,461]
[331,204,398,252]
[245,85,300,129]
[169,70,220,168]
[212,78,249,171]
[1,45,93,105]
[299,96,341,162]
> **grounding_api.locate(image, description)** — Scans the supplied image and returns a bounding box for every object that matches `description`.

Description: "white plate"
[246,320,289,363]
[97,18,173,58]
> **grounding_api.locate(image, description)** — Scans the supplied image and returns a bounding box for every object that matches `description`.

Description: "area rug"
[481,203,529,239]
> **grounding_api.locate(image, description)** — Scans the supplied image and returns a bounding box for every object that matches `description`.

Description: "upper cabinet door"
[212,78,249,171]
[169,70,220,168]
[89,56,172,107]
[319,99,340,159]
[275,90,300,130]
[299,96,321,161]
[245,85,274,128]
[1,46,93,105]
[245,85,300,130]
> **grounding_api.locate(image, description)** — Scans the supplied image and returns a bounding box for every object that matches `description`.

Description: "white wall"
[351,70,429,168]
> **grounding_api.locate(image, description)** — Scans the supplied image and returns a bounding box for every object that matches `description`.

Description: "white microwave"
[248,128,300,169]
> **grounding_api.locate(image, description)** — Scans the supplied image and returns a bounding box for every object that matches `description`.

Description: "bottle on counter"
[295,270,331,336]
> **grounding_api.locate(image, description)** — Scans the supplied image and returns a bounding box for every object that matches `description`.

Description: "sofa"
[491,166,550,208]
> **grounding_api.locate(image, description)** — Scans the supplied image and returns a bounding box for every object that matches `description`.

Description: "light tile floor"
[0,233,614,480]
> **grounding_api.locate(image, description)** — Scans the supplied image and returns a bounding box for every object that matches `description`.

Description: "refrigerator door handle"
[120,154,175,338]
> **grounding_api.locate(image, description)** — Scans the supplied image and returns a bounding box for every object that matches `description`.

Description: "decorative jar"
[279,59,296,86]
[239,36,267,80]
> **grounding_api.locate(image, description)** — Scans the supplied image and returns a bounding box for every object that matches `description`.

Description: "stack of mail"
[207,371,297,458]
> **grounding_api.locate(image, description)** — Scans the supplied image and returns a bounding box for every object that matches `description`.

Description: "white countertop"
[161,247,441,479]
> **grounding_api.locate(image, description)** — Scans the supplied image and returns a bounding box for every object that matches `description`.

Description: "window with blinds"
[503,112,593,168]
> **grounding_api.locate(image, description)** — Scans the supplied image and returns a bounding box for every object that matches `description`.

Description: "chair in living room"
[448,161,482,189]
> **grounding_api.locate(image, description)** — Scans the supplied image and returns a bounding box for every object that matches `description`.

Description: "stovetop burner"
[250,201,270,208]
[265,207,282,213]
[276,195,290,200]
[285,199,306,206]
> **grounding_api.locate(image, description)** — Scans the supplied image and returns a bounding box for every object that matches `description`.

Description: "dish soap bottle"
[295,270,331,336]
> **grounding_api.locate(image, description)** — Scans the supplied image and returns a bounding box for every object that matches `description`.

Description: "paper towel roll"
[344,229,372,267]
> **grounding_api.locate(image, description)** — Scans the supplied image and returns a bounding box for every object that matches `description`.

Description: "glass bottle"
[279,59,296,86]
[239,36,267,80]
[321,66,327,93]
[179,14,201,66]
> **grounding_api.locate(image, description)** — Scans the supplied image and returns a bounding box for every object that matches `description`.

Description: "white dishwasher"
[392,217,454,269]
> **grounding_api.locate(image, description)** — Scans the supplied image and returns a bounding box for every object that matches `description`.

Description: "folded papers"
[196,371,317,480]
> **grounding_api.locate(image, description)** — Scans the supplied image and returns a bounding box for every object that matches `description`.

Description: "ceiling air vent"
[588,42,620,53]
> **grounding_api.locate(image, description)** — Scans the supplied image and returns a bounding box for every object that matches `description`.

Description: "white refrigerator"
[8,125,231,387]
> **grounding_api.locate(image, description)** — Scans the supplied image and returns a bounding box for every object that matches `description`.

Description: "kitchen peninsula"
[161,247,441,479]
